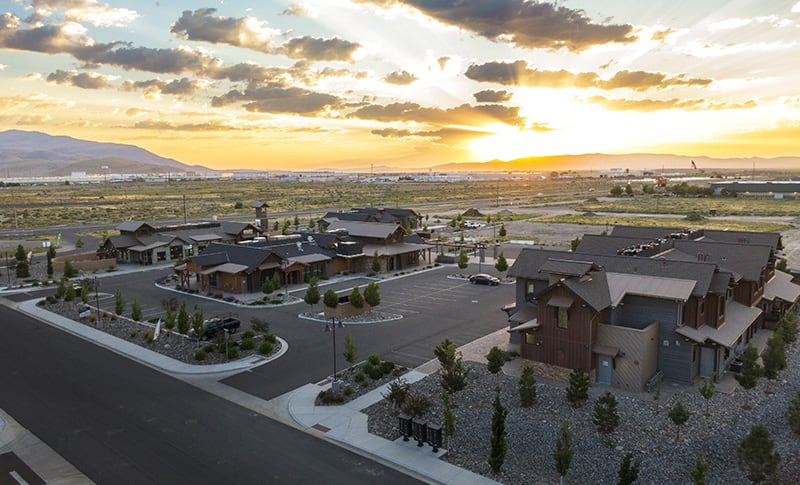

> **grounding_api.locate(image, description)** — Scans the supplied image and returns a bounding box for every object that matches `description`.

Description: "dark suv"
[199,316,240,340]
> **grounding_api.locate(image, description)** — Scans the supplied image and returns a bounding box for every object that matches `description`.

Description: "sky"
[1,0,799,171]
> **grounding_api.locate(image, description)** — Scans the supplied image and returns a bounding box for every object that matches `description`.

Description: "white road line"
[9,470,30,485]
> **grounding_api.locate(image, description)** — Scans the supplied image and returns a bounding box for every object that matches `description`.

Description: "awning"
[547,295,574,308]
[592,344,620,357]
[509,305,536,323]
[508,319,539,332]
[763,271,800,304]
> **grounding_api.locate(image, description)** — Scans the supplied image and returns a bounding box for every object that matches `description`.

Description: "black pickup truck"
[200,316,241,340]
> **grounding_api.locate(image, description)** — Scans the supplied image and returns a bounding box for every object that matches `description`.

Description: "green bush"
[203,344,215,353]
[380,360,395,375]
[129,328,139,338]
[367,353,381,366]
[243,330,255,339]
[259,341,274,355]
[367,364,384,380]
[344,386,353,396]
[240,337,255,350]
[317,389,344,404]
[194,350,207,361]
[354,371,366,383]
[265,333,277,344]
[227,346,239,359]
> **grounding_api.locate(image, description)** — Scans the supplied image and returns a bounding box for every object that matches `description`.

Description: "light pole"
[325,318,345,384]
[281,259,289,299]
[93,276,101,325]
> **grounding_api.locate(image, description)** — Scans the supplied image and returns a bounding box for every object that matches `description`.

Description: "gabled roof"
[671,239,771,282]
[190,251,229,266]
[610,225,702,240]
[323,212,371,222]
[701,229,782,250]
[108,234,139,249]
[324,220,406,239]
[539,259,595,277]
[763,270,800,303]
[192,242,270,272]
[576,234,664,256]
[606,272,695,306]
[676,301,761,348]
[117,221,154,233]
[561,269,611,311]
[220,221,258,236]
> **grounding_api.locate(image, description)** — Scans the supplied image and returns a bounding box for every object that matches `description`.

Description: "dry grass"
[538,214,792,233]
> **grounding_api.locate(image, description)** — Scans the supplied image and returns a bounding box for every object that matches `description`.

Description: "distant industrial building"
[709,181,800,199]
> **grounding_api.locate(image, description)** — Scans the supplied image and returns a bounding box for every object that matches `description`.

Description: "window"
[525,333,535,345]
[156,251,166,261]
[718,297,725,319]
[556,307,568,329]
[699,300,705,314]
[525,280,536,300]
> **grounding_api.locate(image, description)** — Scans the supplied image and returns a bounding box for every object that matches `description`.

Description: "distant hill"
[0,130,211,177]
[430,153,800,173]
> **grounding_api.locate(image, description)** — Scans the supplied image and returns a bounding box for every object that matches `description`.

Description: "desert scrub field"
[575,195,800,217]
[538,213,792,233]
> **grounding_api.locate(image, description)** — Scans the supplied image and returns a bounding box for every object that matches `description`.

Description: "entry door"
[699,347,716,378]
[597,355,613,385]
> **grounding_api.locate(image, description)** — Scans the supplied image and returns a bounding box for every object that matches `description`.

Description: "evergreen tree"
[56,278,67,299]
[787,390,800,435]
[518,366,537,407]
[323,289,339,309]
[593,391,620,433]
[443,390,455,440]
[177,301,190,334]
[293,215,300,229]
[691,452,709,485]
[304,277,320,307]
[494,252,508,274]
[261,277,274,295]
[498,223,506,237]
[308,217,315,230]
[191,304,204,348]
[63,259,78,277]
[271,271,282,293]
[617,453,640,485]
[762,328,787,380]
[163,300,176,338]
[364,282,380,309]
[64,283,76,301]
[46,246,55,277]
[570,236,581,251]
[486,346,505,374]
[114,288,125,315]
[554,420,575,485]
[349,285,364,308]
[668,398,691,442]
[699,375,715,416]
[434,339,469,393]
[75,237,84,248]
[737,424,781,483]
[777,312,798,344]
[80,284,89,304]
[15,260,29,278]
[457,249,469,270]
[735,344,763,408]
[488,386,507,474]
[342,331,357,366]
[371,250,381,274]
[131,296,142,321]
[566,368,589,406]
[15,244,26,262]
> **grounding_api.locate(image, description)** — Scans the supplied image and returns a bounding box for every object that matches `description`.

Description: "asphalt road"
[0,303,420,485]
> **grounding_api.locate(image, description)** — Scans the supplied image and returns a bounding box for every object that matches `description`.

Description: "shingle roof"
[108,234,139,249]
[561,269,611,311]
[193,243,269,272]
[575,234,665,256]
[606,272,696,306]
[324,220,406,239]
[610,225,702,240]
[538,259,595,277]
[671,239,771,282]
[701,229,782,250]
[117,221,153,232]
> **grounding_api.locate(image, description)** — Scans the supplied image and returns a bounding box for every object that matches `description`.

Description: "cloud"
[46,68,114,89]
[274,36,360,62]
[349,102,524,127]
[384,70,418,85]
[130,120,244,131]
[465,61,712,91]
[650,28,677,43]
[708,15,792,32]
[170,8,276,52]
[356,0,636,51]
[16,114,51,125]
[528,122,555,132]
[282,4,308,16]
[17,72,42,80]
[794,2,800,13]
[0,14,94,53]
[211,84,341,114]
[473,89,512,103]
[27,0,138,27]
[679,40,797,58]
[371,126,491,145]
[588,95,757,112]
[171,9,360,61]
[723,121,800,141]
[121,77,207,99]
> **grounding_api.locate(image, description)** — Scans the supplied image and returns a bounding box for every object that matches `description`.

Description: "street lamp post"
[93,276,101,325]
[281,259,289,299]
[325,318,345,391]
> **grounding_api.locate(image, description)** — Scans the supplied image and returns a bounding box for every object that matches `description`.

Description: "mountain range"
[0,130,209,177]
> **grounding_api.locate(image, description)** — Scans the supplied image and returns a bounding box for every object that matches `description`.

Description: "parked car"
[196,316,241,340]
[469,274,500,286]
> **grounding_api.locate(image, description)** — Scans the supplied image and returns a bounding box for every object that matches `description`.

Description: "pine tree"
[457,249,469,271]
[271,271,281,293]
[762,327,787,380]
[63,259,77,277]
[114,289,125,315]
[554,420,575,485]
[64,283,76,301]
[737,424,781,483]
[434,339,469,393]
[15,244,26,262]
[371,250,381,274]
[80,284,89,304]
[191,304,204,348]
[303,277,320,306]
[164,301,176,338]
[735,345,763,408]
[342,331,357,366]
[488,386,507,474]
[262,277,274,295]
[364,282,380,309]
[494,252,508,274]
[323,289,339,309]
[486,346,505,374]
[777,312,797,344]
[131,296,142,321]
[498,224,506,237]
[617,453,640,485]
[443,390,455,440]
[690,452,709,485]
[699,375,715,416]
[787,390,800,435]
[566,368,589,406]
[518,366,537,407]
[177,301,190,334]
[46,246,55,277]
[668,398,691,442]
[593,391,620,433]
[15,260,29,278]
[349,285,364,308]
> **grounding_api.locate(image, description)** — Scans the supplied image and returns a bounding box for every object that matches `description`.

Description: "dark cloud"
[46,69,113,89]
[349,102,524,127]
[0,13,93,53]
[121,77,206,97]
[211,84,341,114]
[356,0,636,51]
[274,36,360,62]
[170,8,272,51]
[588,95,757,112]
[372,128,414,137]
[466,61,713,91]
[474,89,512,103]
[384,70,418,85]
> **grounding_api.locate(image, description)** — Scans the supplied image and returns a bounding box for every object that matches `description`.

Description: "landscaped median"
[20,297,287,374]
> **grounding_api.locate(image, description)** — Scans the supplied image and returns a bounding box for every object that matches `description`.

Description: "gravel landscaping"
[364,344,800,484]
[37,299,281,365]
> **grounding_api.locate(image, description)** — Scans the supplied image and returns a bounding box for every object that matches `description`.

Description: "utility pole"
[94,276,101,325]
[183,194,187,224]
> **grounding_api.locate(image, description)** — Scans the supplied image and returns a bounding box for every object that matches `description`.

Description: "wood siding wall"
[596,322,659,392]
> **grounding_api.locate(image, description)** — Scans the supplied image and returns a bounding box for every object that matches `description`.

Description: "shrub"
[129,328,139,338]
[240,337,255,350]
[144,329,154,343]
[380,360,395,375]
[400,393,431,419]
[243,330,255,339]
[367,353,381,366]
[344,386,353,396]
[381,378,410,414]
[566,368,589,406]
[194,350,207,361]
[227,346,239,359]
[367,364,384,380]
[250,317,270,334]
[203,344,215,353]
[63,259,78,278]
[258,341,274,355]
[318,389,345,404]
[354,371,366,383]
